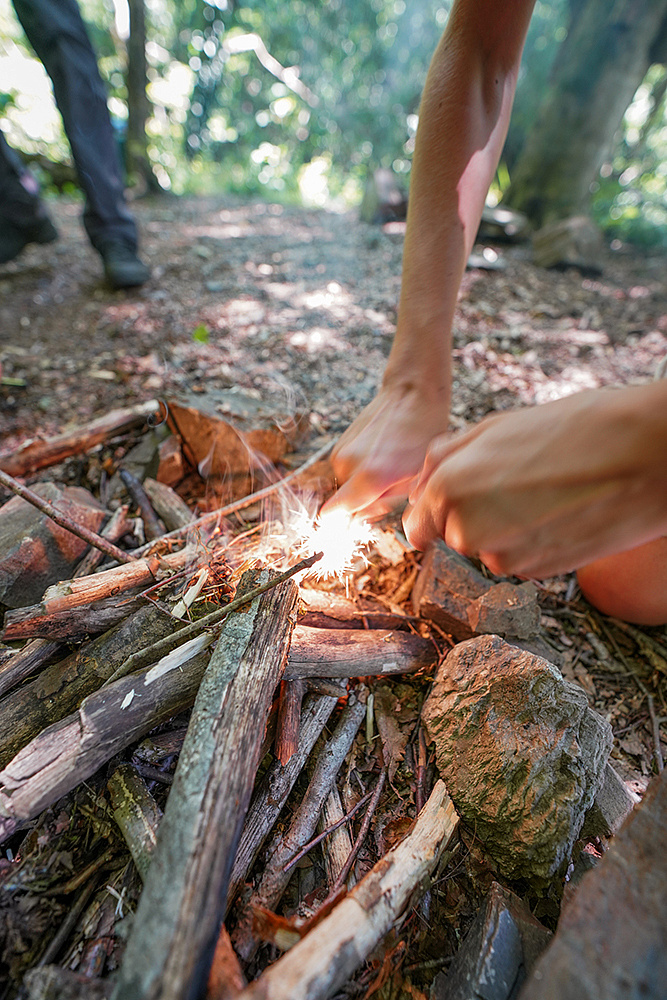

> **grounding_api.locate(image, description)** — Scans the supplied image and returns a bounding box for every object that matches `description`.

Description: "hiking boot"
[0,216,59,264]
[100,241,151,289]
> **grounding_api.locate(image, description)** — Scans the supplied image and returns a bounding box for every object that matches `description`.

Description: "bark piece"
[0,645,211,844]
[299,588,411,630]
[275,679,306,766]
[467,581,540,640]
[0,638,62,699]
[167,390,307,480]
[237,781,458,1000]
[411,543,490,640]
[111,572,299,1000]
[0,603,184,768]
[0,483,106,609]
[285,625,435,679]
[431,882,551,1000]
[108,763,163,882]
[422,635,612,881]
[157,433,186,487]
[232,691,367,963]
[0,400,159,478]
[520,768,667,1000]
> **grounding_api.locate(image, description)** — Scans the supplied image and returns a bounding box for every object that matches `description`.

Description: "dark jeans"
[0,0,137,252]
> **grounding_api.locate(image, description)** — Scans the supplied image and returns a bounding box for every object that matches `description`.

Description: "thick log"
[1,547,191,641]
[0,603,185,768]
[232,691,367,963]
[111,572,300,1000]
[0,400,160,477]
[285,625,436,679]
[237,781,459,1000]
[0,645,211,843]
[299,589,411,630]
[227,693,338,910]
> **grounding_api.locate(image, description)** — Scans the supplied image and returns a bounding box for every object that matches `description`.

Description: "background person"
[0,0,149,288]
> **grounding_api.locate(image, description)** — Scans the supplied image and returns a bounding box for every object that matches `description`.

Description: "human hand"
[403,383,667,578]
[323,381,451,518]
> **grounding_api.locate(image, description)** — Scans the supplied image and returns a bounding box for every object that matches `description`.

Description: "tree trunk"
[505,0,667,226]
[126,0,155,191]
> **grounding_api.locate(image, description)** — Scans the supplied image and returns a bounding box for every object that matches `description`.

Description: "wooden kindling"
[236,781,459,1000]
[111,570,300,1000]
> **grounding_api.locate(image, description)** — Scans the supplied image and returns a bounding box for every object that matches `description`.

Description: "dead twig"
[103,550,323,687]
[0,469,135,565]
[282,789,373,874]
[332,767,386,893]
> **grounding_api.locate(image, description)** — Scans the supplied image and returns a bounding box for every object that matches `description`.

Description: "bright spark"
[291,508,377,580]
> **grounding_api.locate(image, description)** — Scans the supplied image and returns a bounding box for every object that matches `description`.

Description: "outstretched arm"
[327,0,536,516]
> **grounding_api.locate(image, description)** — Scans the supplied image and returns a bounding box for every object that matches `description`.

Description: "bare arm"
[327,0,536,515]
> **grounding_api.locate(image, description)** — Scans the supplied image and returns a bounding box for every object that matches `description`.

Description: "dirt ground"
[1,192,667,451]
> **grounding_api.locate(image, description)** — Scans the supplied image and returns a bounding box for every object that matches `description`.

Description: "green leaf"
[192,324,210,344]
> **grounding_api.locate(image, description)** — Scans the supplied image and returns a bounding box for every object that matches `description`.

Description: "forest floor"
[2,192,667,451]
[2,191,667,788]
[1,194,667,995]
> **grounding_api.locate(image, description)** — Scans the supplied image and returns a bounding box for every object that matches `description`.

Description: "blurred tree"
[126,0,157,190]
[504,0,667,226]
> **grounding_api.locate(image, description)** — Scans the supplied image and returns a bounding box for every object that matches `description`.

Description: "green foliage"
[590,65,667,247]
[192,323,210,343]
[2,0,667,245]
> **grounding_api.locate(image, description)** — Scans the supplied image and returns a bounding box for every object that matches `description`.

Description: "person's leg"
[577,537,667,625]
[0,130,58,262]
[11,0,149,285]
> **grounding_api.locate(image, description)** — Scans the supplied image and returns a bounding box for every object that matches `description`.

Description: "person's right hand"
[323,381,451,518]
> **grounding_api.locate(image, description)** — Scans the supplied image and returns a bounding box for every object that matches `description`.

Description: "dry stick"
[134,439,334,558]
[0,468,134,565]
[331,768,386,894]
[111,571,300,1000]
[318,784,356,889]
[0,399,160,477]
[236,781,459,1000]
[232,690,367,964]
[103,550,323,687]
[647,694,664,773]
[275,679,306,766]
[226,693,339,910]
[0,639,62,700]
[283,790,373,874]
[73,504,133,578]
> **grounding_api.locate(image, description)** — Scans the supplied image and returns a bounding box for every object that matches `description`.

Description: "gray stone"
[519,768,667,1000]
[422,635,612,881]
[432,883,551,1000]
[467,582,541,640]
[581,762,639,839]
[0,483,106,609]
[412,543,491,640]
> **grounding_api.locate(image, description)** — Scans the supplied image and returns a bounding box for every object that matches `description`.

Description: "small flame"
[291,508,377,580]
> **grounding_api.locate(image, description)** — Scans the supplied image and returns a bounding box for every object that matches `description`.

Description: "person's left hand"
[403,384,667,578]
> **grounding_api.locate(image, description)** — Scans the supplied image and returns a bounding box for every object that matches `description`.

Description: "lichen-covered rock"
[422,635,612,881]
